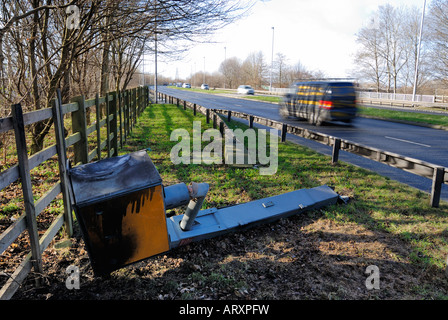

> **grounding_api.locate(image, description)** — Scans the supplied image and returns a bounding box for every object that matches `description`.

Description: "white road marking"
[384,136,431,148]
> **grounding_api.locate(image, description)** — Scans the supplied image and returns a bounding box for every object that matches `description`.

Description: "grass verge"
[13,102,448,300]
[358,105,448,128]
[117,103,448,298]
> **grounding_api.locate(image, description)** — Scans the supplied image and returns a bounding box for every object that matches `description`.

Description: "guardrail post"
[281,123,287,142]
[206,109,210,123]
[430,167,444,208]
[249,116,254,128]
[183,101,186,110]
[332,138,341,164]
[227,111,232,122]
[193,104,197,116]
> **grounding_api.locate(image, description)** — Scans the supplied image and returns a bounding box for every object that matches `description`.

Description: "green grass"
[124,103,448,274]
[358,105,448,127]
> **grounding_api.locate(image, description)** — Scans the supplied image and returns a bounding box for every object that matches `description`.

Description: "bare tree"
[285,61,314,83]
[400,5,430,93]
[354,3,428,93]
[273,53,288,88]
[241,51,267,89]
[354,17,386,92]
[426,0,448,83]
[0,0,254,153]
[219,57,242,89]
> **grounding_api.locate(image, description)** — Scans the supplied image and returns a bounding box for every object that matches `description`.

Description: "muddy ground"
[4,208,447,301]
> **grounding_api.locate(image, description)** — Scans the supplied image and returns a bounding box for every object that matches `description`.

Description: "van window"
[328,83,355,96]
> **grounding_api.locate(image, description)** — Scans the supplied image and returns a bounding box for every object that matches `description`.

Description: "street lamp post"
[141,39,145,87]
[412,0,426,102]
[270,27,274,92]
[153,0,158,103]
[224,47,226,89]
[203,56,206,84]
[154,31,158,103]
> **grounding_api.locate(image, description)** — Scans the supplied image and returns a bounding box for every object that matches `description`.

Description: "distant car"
[237,85,254,95]
[201,84,209,90]
[182,83,191,88]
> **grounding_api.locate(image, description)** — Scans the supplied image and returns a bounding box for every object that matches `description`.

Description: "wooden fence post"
[133,88,137,126]
[122,91,126,139]
[110,91,119,156]
[430,167,444,208]
[139,87,143,114]
[194,104,197,116]
[71,95,89,165]
[118,90,123,148]
[95,93,101,161]
[136,87,140,116]
[125,90,129,140]
[227,111,232,122]
[53,90,73,236]
[106,93,111,158]
[206,109,210,123]
[11,104,43,278]
[129,89,133,131]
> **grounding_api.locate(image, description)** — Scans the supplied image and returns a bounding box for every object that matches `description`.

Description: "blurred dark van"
[279,80,357,125]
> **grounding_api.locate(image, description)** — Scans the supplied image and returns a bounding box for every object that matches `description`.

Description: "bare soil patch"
[10,211,447,300]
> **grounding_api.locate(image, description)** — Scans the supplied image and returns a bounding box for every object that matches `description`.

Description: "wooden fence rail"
[0,86,149,300]
[156,91,447,208]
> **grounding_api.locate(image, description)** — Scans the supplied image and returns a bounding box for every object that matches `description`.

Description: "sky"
[143,0,428,82]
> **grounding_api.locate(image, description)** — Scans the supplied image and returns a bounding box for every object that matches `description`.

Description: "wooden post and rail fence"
[0,85,149,300]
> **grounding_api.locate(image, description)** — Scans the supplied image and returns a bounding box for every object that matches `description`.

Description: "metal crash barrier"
[69,150,341,275]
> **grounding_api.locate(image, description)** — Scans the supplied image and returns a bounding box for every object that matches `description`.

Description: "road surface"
[155,87,448,201]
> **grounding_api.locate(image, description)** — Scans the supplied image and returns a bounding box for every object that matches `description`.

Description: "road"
[155,87,448,201]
